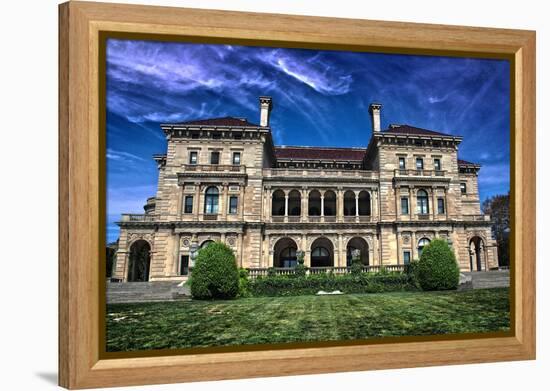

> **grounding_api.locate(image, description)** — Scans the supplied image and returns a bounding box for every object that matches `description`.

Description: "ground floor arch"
[127,240,151,282]
[469,236,485,271]
[346,237,369,266]
[273,237,298,268]
[310,237,334,267]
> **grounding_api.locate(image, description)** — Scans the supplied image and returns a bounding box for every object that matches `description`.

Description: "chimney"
[369,103,382,133]
[259,96,273,127]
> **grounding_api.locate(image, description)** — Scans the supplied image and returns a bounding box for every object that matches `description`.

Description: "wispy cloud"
[260,50,353,95]
[106,148,146,162]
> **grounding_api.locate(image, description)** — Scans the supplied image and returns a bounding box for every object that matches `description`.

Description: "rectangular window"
[229,196,238,214]
[416,157,424,170]
[210,151,220,165]
[401,197,409,215]
[180,255,189,276]
[184,196,193,214]
[212,132,222,139]
[189,151,198,165]
[403,251,411,265]
[232,152,241,165]
[437,198,445,214]
[398,157,406,169]
[434,158,441,171]
[460,183,467,194]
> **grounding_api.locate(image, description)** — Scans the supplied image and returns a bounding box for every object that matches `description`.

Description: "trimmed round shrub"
[190,242,239,300]
[417,239,460,291]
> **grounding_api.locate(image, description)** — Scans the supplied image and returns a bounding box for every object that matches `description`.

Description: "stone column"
[431,187,437,220]
[337,188,343,222]
[239,185,245,220]
[409,187,415,220]
[355,192,359,217]
[266,188,272,221]
[221,182,229,219]
[411,231,417,261]
[338,234,344,267]
[238,233,244,268]
[177,185,184,218]
[394,185,399,219]
[301,188,308,222]
[194,182,201,221]
[284,193,289,216]
[320,194,325,218]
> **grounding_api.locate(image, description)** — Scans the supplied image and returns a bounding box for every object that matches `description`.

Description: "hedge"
[247,272,417,297]
[190,241,239,300]
[417,238,460,291]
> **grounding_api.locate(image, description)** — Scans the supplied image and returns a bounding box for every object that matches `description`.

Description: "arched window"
[280,247,297,268]
[417,237,431,256]
[308,190,321,216]
[288,190,301,216]
[323,191,336,216]
[417,189,429,215]
[272,189,285,216]
[204,186,219,214]
[344,190,356,216]
[358,191,371,216]
[312,247,329,257]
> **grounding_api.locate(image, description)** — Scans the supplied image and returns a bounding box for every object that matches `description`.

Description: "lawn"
[106,288,510,352]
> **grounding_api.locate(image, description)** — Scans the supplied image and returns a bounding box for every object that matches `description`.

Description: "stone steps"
[107,281,191,304]
[464,271,510,289]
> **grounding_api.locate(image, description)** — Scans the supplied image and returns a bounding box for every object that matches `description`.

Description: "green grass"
[106,288,510,352]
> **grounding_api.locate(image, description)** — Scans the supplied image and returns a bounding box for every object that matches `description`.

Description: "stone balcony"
[394,169,446,177]
[263,168,378,182]
[120,214,158,222]
[462,214,491,222]
[183,164,246,174]
[269,215,374,224]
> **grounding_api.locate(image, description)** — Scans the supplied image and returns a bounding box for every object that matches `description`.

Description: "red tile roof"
[173,116,260,127]
[458,159,480,166]
[382,124,453,137]
[274,146,366,161]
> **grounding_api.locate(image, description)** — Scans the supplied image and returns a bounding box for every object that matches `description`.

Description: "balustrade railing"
[184,164,245,173]
[120,214,158,222]
[263,168,378,179]
[394,169,446,177]
[246,265,408,279]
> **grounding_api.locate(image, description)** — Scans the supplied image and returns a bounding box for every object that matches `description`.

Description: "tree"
[482,192,510,267]
[416,239,459,291]
[191,241,239,299]
[106,240,118,278]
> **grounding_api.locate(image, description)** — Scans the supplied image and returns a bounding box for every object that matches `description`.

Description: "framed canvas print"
[59,1,536,389]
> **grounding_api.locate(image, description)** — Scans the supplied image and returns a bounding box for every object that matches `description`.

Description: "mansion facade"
[113,96,498,282]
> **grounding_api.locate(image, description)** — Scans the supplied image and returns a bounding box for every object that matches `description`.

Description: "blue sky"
[106,39,510,243]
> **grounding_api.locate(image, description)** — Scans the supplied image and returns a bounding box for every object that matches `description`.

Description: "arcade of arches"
[272,236,372,268]
[271,189,373,218]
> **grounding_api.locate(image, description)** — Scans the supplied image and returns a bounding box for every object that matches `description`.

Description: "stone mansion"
[113,96,498,282]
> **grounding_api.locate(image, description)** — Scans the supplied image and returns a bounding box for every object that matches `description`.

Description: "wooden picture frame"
[59,1,536,388]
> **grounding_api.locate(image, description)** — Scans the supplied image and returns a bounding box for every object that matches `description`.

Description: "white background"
[0,0,546,389]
